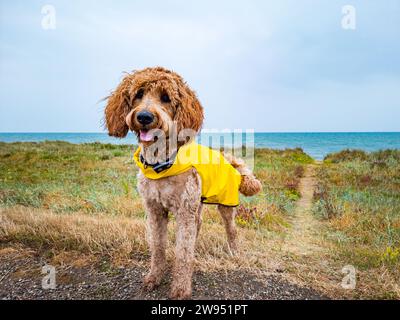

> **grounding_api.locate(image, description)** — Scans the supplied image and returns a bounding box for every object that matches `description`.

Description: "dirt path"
[283,163,321,255]
[0,246,325,300]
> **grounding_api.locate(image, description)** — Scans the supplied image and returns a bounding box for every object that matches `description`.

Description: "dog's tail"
[224,153,262,197]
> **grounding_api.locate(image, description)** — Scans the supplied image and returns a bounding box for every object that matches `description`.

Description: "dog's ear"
[174,87,204,133]
[104,79,131,138]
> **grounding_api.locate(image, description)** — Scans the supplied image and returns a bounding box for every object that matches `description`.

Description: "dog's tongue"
[139,130,153,142]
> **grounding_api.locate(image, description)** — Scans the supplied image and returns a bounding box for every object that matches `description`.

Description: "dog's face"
[104,67,204,145]
[126,86,176,144]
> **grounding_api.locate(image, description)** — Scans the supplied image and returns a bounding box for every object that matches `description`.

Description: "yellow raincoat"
[133,142,241,206]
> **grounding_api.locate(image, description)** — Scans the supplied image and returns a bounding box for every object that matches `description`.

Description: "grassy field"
[1,141,399,299]
[312,150,400,299]
[0,142,312,270]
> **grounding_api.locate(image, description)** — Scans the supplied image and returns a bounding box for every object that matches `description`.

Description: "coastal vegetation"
[0,141,311,268]
[313,149,400,298]
[0,141,399,299]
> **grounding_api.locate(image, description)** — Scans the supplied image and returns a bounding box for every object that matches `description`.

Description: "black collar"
[139,152,177,173]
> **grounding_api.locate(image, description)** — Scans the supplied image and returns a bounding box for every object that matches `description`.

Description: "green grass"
[0,141,311,228]
[252,148,313,215]
[0,141,141,216]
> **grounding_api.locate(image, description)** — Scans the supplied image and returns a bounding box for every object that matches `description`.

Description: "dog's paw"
[169,285,192,300]
[143,273,162,291]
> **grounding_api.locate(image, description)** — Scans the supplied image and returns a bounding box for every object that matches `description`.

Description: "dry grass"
[0,206,147,258]
[0,206,284,274]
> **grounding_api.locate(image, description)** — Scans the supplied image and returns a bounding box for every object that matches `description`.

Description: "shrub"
[294,165,305,178]
[324,149,368,163]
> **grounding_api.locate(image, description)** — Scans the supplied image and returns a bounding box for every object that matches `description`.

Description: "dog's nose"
[136,111,154,125]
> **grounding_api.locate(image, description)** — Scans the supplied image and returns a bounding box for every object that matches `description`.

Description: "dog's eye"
[135,89,144,100]
[160,93,171,103]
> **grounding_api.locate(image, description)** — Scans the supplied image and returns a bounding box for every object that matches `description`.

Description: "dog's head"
[104,67,204,145]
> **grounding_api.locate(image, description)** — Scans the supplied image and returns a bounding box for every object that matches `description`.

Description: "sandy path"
[283,163,321,255]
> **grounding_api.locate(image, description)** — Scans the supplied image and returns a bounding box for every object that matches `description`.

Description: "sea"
[0,132,399,160]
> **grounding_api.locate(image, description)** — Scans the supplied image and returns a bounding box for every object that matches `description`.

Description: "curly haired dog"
[104,67,262,299]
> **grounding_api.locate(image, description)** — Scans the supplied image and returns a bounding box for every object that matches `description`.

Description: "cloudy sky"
[1,0,399,132]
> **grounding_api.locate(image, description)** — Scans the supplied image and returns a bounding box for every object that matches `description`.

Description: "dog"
[104,67,262,299]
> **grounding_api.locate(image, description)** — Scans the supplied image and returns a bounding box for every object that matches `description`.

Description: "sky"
[0,0,399,133]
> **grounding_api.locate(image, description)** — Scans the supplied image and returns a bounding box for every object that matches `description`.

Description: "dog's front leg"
[169,201,199,300]
[143,200,168,291]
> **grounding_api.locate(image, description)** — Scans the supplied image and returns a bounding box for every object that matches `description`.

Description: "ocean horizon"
[0,132,399,160]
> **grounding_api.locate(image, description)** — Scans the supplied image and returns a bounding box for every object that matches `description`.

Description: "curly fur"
[104,66,262,299]
[223,153,263,196]
[105,67,203,138]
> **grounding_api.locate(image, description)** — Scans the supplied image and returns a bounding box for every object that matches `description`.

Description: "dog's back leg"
[218,205,238,254]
